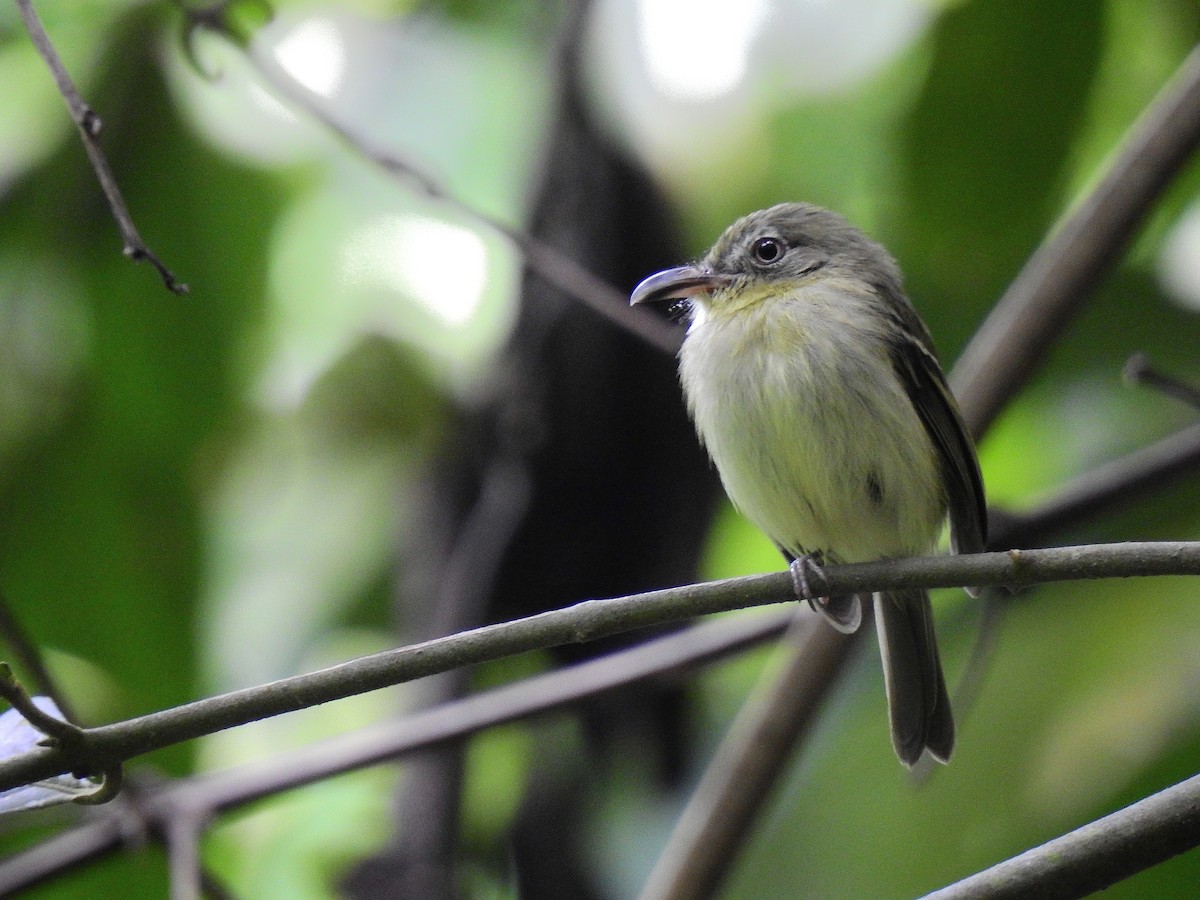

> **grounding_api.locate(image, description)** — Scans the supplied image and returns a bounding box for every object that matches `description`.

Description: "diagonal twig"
[950,41,1200,435]
[0,588,77,724]
[638,614,852,900]
[164,808,204,900]
[15,0,188,294]
[181,10,678,353]
[0,664,85,748]
[925,768,1200,899]
[1124,353,1200,412]
[991,420,1200,549]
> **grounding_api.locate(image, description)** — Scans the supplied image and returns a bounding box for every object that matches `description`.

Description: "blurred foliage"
[1,0,1200,897]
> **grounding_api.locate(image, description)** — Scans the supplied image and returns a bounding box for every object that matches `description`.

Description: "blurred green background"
[2,0,1200,897]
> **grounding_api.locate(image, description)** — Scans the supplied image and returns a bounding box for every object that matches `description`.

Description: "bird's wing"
[884,299,987,558]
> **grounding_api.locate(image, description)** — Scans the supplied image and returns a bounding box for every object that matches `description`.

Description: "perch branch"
[0,541,1193,794]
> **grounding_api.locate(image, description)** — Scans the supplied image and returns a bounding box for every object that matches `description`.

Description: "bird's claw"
[789,553,862,634]
[789,552,827,604]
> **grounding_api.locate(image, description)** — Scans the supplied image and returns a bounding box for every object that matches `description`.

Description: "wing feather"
[881,294,987,558]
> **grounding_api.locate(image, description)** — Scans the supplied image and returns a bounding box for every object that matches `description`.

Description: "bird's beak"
[629,265,733,306]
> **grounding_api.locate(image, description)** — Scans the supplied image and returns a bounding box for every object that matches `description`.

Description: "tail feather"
[874,589,954,766]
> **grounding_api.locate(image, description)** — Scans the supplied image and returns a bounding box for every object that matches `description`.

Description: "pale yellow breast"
[679,281,945,563]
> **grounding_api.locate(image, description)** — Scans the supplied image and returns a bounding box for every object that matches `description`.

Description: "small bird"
[630,202,986,766]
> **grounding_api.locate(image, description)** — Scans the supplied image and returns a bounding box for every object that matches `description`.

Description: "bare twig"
[638,615,853,900]
[170,607,795,814]
[0,589,77,723]
[0,541,1193,795]
[991,421,1200,549]
[0,665,123,804]
[165,810,203,900]
[925,769,1200,899]
[13,0,101,133]
[178,12,678,352]
[0,816,131,895]
[1124,353,1200,411]
[16,0,188,294]
[951,41,1200,434]
[0,664,85,748]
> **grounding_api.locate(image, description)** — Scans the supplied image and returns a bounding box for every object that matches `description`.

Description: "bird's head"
[630,202,901,319]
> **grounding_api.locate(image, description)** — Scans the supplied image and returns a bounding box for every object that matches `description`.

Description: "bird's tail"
[874,589,954,766]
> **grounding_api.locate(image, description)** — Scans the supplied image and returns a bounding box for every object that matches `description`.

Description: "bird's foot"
[789,552,827,602]
[789,553,862,634]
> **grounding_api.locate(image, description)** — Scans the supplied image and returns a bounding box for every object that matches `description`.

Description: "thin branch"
[0,664,85,748]
[950,41,1200,435]
[990,421,1200,549]
[165,810,203,900]
[0,591,77,723]
[1124,353,1200,412]
[637,615,853,900]
[2,539,1198,894]
[0,541,1193,794]
[0,666,124,804]
[0,816,131,896]
[925,769,1200,899]
[15,0,188,294]
[181,16,678,353]
[171,607,795,814]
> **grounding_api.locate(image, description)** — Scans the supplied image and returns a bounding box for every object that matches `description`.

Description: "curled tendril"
[72,764,124,806]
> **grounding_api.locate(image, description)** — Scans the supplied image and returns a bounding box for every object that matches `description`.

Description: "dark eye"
[750,236,785,265]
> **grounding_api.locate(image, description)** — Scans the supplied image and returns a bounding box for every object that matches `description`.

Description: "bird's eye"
[750,236,785,265]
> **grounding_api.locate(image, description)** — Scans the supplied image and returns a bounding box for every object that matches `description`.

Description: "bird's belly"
[680,317,944,563]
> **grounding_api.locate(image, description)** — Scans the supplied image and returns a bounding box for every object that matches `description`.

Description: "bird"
[629,202,986,766]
